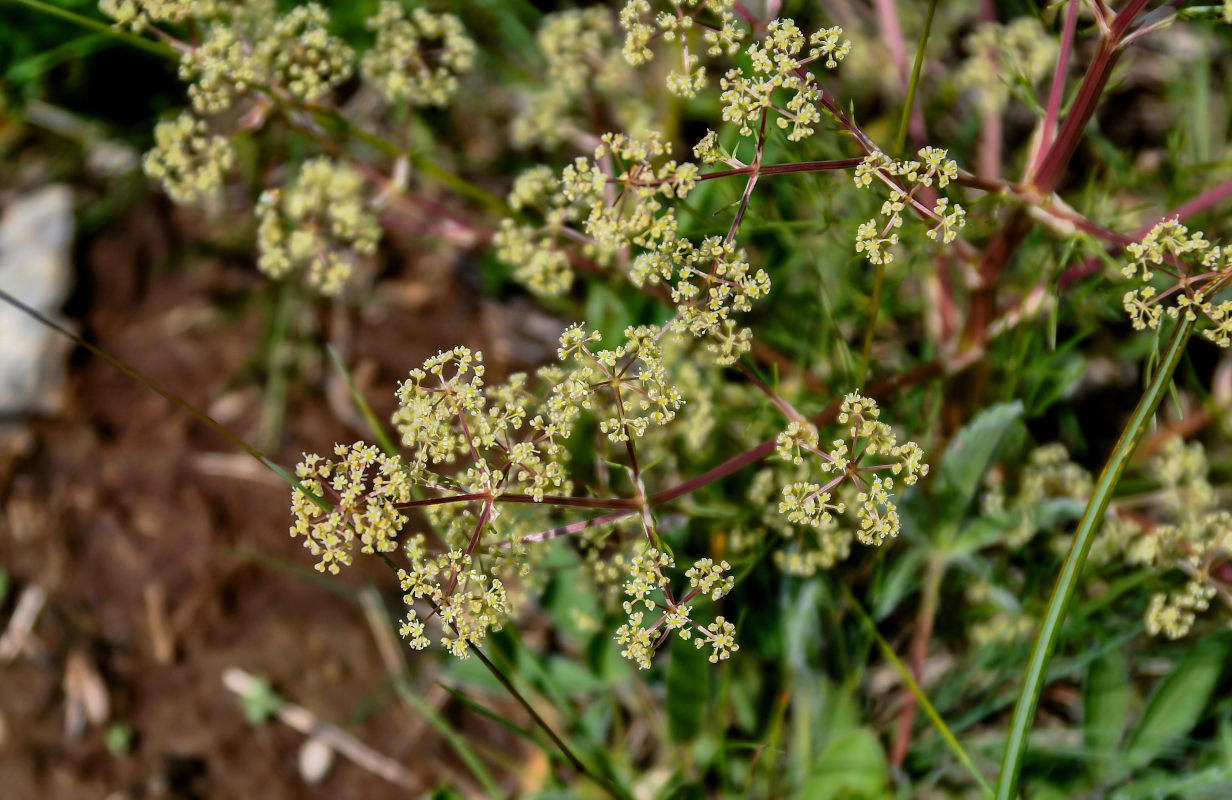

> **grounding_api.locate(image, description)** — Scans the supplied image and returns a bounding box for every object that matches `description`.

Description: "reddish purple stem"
[1031,0,1081,180]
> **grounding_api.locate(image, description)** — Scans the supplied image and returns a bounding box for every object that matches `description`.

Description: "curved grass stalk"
[326,345,401,458]
[995,316,1196,800]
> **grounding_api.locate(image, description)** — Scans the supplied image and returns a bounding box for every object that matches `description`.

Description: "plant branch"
[1029,0,1082,180]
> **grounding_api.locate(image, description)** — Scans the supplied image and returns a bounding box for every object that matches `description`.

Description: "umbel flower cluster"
[620,0,745,98]
[502,5,967,377]
[104,0,476,295]
[776,393,928,548]
[497,131,701,295]
[716,18,850,140]
[853,147,966,265]
[981,443,1093,548]
[1121,220,1232,347]
[256,158,381,295]
[1093,437,1232,640]
[497,129,771,366]
[614,549,737,669]
[511,8,651,149]
[288,323,928,667]
[956,17,1058,115]
[116,2,944,668]
[141,112,235,206]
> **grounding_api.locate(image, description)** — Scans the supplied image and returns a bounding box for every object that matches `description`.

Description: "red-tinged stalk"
[1028,0,1082,181]
[967,0,1156,349]
[872,0,910,92]
[890,554,945,766]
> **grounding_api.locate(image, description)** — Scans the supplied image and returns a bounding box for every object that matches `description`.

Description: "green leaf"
[326,344,399,458]
[1123,639,1227,770]
[1110,763,1232,799]
[666,634,712,743]
[800,728,890,799]
[1028,785,1077,800]
[397,682,503,799]
[783,579,824,672]
[238,676,284,725]
[842,584,994,797]
[934,401,1025,534]
[5,33,113,83]
[1084,648,1131,774]
[545,655,608,696]
[437,683,537,744]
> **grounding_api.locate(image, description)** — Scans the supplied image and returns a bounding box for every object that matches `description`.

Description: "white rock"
[298,734,335,784]
[0,185,74,416]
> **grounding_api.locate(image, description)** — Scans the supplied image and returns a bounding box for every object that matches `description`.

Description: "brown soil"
[0,197,544,799]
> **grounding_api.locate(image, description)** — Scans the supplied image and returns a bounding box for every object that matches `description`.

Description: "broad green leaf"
[1220,716,1232,763]
[578,697,613,753]
[1083,647,1131,775]
[933,402,1025,535]
[725,662,759,733]
[1028,784,1077,800]
[782,579,823,672]
[442,652,508,693]
[800,728,890,799]
[543,548,603,646]
[1123,640,1227,770]
[585,283,635,344]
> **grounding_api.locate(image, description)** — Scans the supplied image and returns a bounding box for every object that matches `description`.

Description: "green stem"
[375,554,629,800]
[326,345,401,457]
[894,0,939,154]
[995,316,1196,800]
[3,0,176,57]
[300,103,506,214]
